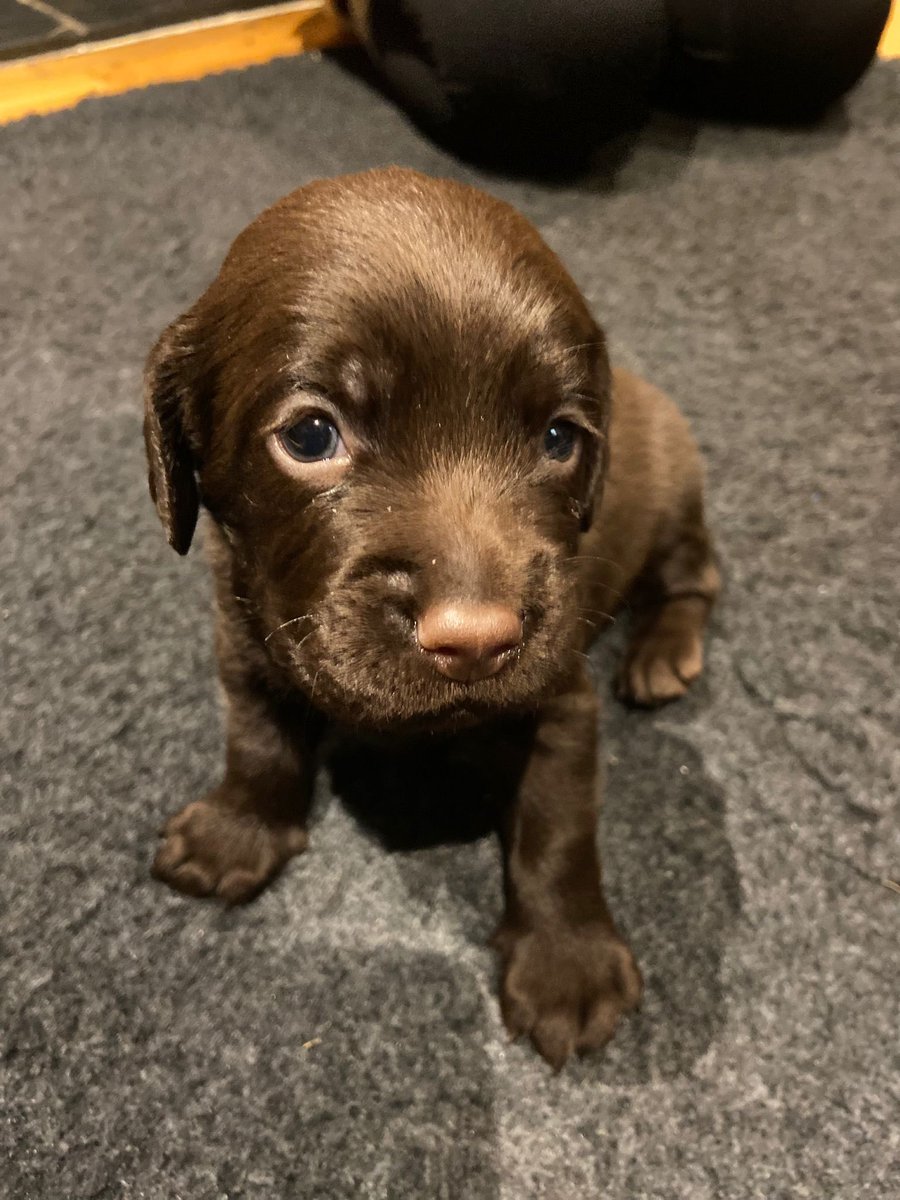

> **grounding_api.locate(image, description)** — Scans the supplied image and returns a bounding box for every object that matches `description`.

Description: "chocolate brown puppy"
[144,167,719,1068]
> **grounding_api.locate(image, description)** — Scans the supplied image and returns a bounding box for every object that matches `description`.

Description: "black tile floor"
[0,0,285,61]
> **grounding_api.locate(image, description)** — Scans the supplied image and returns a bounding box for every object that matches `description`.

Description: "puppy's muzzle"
[416,601,523,683]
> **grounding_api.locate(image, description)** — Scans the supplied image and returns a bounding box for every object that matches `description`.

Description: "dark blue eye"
[543,420,579,462]
[280,415,343,462]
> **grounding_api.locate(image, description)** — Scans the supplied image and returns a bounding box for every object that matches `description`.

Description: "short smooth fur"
[144,167,719,1068]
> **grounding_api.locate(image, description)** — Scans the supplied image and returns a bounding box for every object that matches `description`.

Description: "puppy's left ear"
[575,430,609,533]
[573,429,609,532]
[575,338,612,533]
[143,315,203,555]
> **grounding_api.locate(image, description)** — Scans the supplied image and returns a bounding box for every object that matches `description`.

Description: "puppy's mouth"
[273,601,571,733]
[310,673,537,736]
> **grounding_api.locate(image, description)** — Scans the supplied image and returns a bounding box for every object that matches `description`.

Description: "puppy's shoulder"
[611,367,689,437]
[610,367,698,467]
[603,366,703,529]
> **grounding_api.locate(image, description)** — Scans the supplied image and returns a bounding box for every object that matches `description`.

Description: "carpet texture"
[1,50,898,1200]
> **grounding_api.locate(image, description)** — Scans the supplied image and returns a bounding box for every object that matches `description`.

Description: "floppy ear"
[576,339,612,533]
[143,317,202,555]
[575,429,609,532]
[576,433,608,533]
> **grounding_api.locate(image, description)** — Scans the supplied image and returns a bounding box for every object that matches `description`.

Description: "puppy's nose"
[417,602,523,682]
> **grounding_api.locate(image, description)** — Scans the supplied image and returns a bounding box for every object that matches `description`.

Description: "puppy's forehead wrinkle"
[322,304,587,414]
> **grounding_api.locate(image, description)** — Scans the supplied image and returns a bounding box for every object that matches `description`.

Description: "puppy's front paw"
[619,632,702,706]
[618,616,704,707]
[152,791,307,903]
[494,922,642,1069]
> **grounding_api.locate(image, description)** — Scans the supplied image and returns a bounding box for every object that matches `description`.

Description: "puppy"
[144,167,719,1068]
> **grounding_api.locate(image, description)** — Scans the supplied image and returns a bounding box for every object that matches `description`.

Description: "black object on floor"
[1,53,898,1199]
[342,0,892,167]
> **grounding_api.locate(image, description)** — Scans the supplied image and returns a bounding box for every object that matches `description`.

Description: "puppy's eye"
[543,420,580,462]
[279,415,345,462]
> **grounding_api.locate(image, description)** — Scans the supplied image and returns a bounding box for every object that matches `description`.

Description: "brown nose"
[417,602,523,682]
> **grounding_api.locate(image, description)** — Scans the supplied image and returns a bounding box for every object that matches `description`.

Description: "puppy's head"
[145,168,609,731]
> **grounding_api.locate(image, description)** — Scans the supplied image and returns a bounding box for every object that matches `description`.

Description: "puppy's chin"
[281,643,572,736]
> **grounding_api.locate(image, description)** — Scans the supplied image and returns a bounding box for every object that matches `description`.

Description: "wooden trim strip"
[880,0,900,59]
[0,1,350,125]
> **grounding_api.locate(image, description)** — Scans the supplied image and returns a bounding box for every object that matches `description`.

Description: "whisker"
[557,340,606,358]
[264,612,316,644]
[579,606,617,624]
[303,667,322,736]
[565,554,625,571]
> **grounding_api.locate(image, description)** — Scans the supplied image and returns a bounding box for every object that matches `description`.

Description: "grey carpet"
[1,49,898,1200]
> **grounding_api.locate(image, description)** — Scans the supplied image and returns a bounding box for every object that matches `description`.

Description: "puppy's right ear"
[143,316,202,556]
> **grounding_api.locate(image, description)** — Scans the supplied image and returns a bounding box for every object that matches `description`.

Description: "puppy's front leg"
[493,671,642,1068]
[153,662,318,904]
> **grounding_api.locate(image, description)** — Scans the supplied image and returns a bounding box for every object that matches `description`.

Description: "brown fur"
[143,167,719,1068]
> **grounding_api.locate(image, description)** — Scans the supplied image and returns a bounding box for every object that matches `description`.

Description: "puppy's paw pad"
[152,794,307,903]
